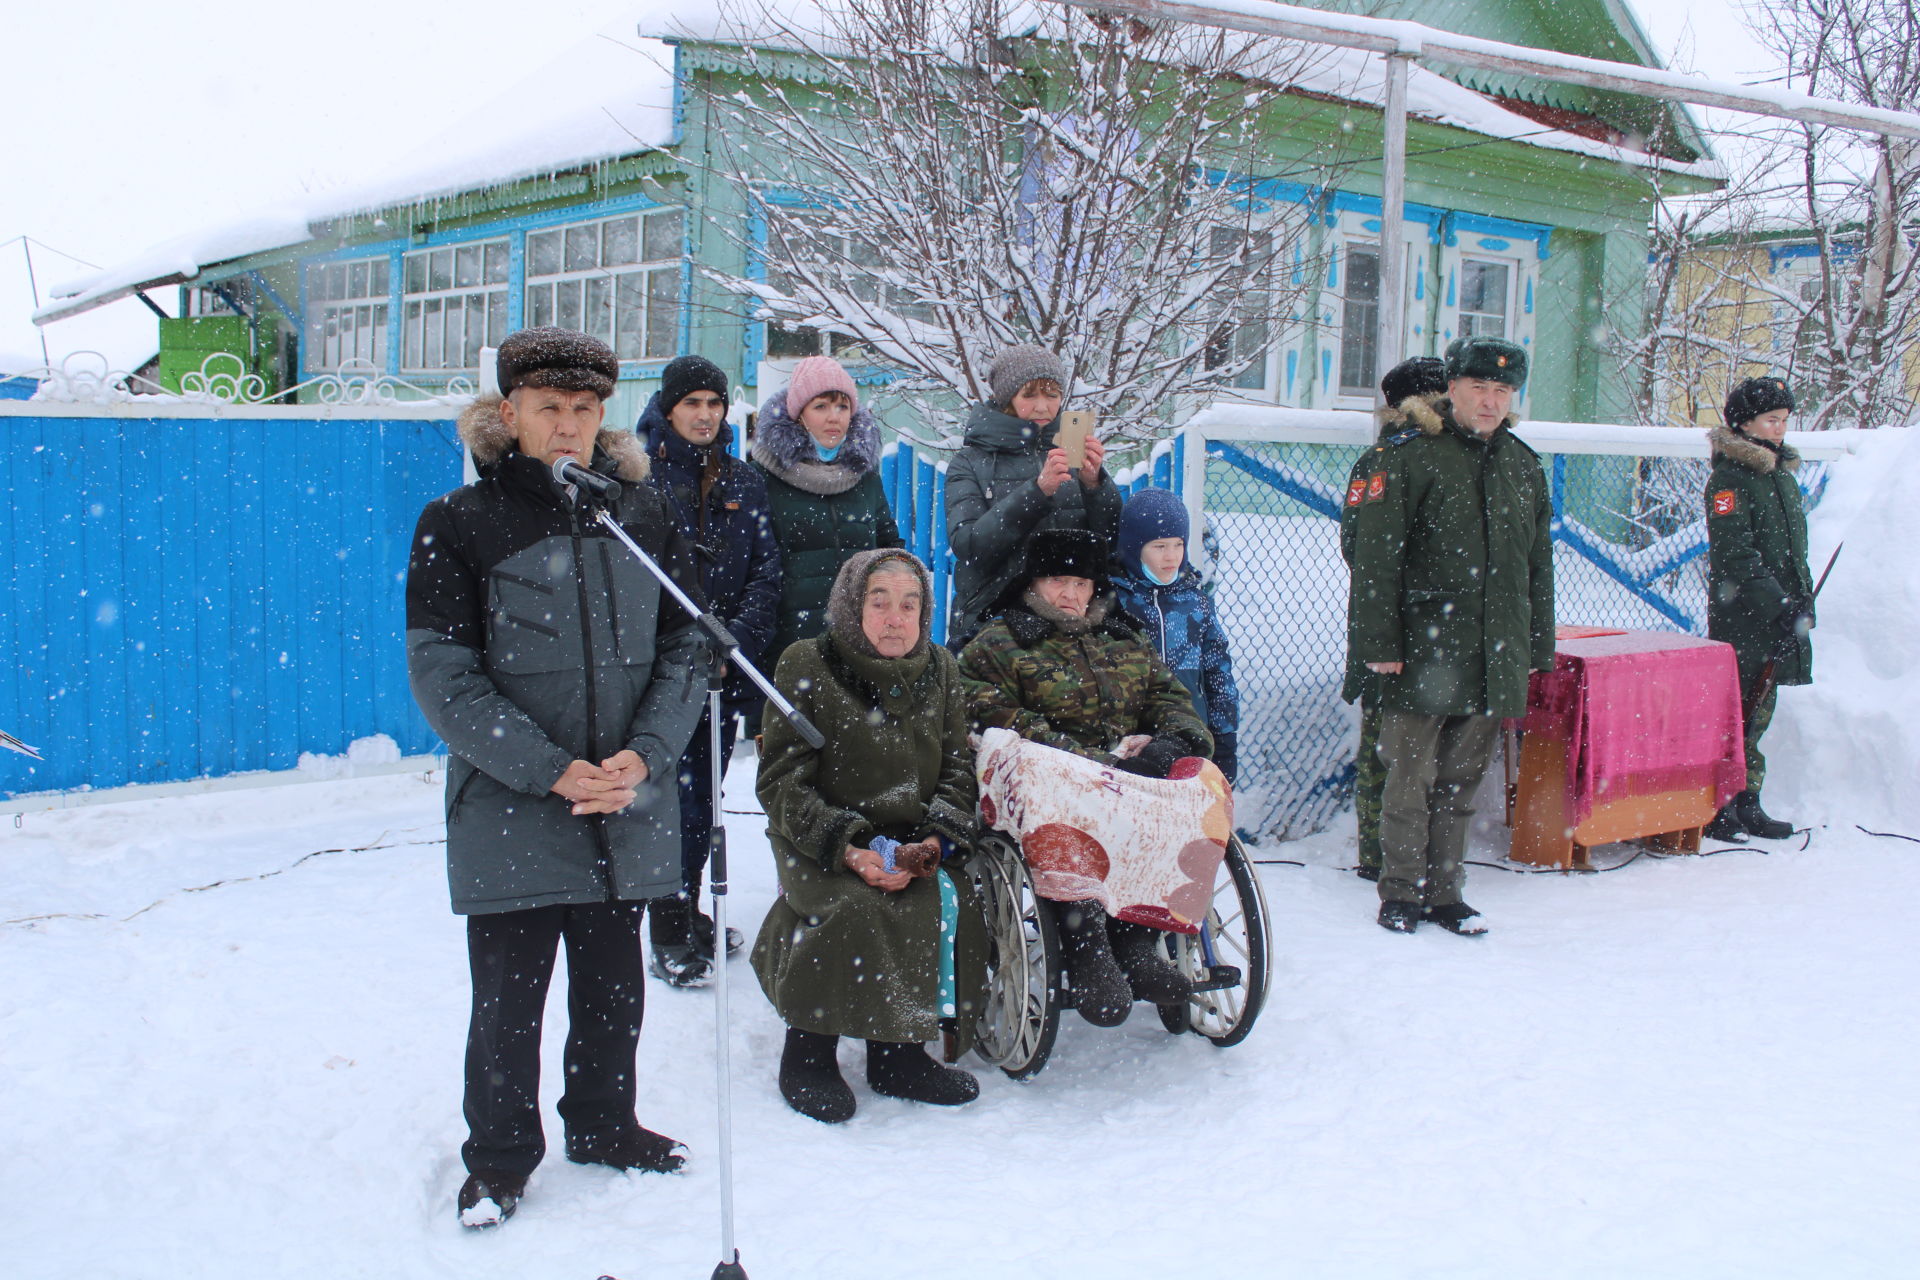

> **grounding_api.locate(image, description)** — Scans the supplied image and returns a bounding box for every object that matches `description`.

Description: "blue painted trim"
[409,192,666,247]
[246,271,303,329]
[1443,211,1552,260]
[1207,440,1339,518]
[506,232,526,332]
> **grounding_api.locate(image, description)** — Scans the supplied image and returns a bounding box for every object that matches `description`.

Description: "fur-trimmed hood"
[1374,392,1448,442]
[1709,424,1801,474]
[750,384,884,495]
[1398,395,1518,439]
[456,392,650,482]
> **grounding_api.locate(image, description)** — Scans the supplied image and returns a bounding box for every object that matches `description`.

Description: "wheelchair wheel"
[1155,834,1271,1047]
[966,831,1061,1080]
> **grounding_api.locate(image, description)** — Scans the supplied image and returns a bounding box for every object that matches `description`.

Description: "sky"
[0,0,1780,373]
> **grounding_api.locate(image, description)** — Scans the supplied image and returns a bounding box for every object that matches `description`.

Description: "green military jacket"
[957,597,1212,765]
[1344,397,1555,718]
[1339,394,1442,703]
[751,632,986,1046]
[1705,427,1814,685]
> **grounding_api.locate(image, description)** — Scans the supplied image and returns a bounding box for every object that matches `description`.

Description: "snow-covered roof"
[38,0,1717,326]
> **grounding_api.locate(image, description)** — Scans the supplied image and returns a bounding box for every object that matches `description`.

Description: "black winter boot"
[1107,920,1193,1004]
[779,1028,855,1124]
[564,1126,687,1173]
[1704,802,1749,843]
[457,1169,527,1228]
[865,1041,979,1106]
[1377,900,1420,933]
[1735,791,1794,840]
[1053,900,1133,1027]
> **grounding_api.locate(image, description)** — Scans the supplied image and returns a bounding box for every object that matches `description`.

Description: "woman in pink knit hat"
[751,356,905,665]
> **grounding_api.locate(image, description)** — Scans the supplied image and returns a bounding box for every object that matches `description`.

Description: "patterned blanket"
[974,728,1232,934]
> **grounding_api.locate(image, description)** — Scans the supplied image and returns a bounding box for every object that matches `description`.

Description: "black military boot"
[1735,791,1795,840]
[1704,801,1749,843]
[1377,900,1420,933]
[778,1028,855,1124]
[1053,900,1133,1027]
[865,1041,979,1106]
[1108,920,1193,1004]
[457,1169,527,1229]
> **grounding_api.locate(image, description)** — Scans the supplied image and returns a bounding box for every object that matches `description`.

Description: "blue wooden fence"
[1,410,463,797]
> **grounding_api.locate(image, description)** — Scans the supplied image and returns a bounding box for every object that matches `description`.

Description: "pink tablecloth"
[1521,630,1746,825]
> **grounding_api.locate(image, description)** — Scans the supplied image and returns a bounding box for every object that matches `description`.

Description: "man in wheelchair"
[958,528,1219,1026]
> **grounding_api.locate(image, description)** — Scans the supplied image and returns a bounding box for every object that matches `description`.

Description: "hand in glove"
[1115,736,1187,780]
[1777,592,1816,641]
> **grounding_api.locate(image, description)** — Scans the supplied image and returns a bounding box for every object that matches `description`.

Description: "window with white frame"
[1205,225,1273,392]
[526,209,684,361]
[1338,242,1381,398]
[1458,258,1513,339]
[762,216,930,360]
[308,257,390,371]
[402,239,509,373]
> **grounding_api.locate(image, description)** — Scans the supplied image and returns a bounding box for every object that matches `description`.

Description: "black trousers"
[462,901,647,1177]
[652,704,741,945]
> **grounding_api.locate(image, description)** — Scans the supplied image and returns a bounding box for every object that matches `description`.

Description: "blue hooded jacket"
[1111,562,1238,740]
[637,392,783,709]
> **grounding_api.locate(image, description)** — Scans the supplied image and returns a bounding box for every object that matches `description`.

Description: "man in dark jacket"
[406,328,708,1226]
[636,355,783,985]
[1341,356,1449,882]
[1703,376,1814,841]
[1345,337,1554,936]
[944,345,1123,644]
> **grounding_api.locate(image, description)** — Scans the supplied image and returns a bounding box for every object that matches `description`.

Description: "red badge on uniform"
[1712,489,1737,516]
[1366,472,1387,502]
[1346,478,1367,507]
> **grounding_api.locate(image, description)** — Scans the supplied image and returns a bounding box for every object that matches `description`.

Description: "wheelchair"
[965,827,1272,1079]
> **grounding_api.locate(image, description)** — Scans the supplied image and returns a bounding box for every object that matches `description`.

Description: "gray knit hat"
[987,344,1068,410]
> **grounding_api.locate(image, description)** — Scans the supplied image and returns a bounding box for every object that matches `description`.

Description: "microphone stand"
[573,472,821,1280]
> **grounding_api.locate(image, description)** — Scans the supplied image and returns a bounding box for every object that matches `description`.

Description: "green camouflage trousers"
[1741,674,1779,793]
[1356,697,1385,871]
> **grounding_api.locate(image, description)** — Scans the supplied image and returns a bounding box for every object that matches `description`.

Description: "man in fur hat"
[406,327,708,1227]
[1703,376,1814,841]
[1345,337,1554,936]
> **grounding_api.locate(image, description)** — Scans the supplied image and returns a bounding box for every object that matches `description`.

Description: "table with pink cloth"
[1521,629,1747,825]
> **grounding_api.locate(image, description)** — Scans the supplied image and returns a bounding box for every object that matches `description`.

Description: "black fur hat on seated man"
[1019,527,1110,590]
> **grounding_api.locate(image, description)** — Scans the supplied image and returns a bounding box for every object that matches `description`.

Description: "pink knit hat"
[785,356,859,418]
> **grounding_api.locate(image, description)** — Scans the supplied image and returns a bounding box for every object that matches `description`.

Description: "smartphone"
[1056,409,1097,470]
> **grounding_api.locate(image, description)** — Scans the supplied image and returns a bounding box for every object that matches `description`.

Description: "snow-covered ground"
[5,750,1916,1280]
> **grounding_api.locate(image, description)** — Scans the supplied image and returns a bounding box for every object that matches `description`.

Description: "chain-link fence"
[1196,423,1834,846]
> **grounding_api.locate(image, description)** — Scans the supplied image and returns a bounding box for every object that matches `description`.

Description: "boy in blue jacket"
[1111,488,1240,784]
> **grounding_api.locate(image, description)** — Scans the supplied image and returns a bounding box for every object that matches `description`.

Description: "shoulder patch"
[1712,489,1737,517]
[1345,477,1367,507]
[1365,472,1388,503]
[1386,427,1422,447]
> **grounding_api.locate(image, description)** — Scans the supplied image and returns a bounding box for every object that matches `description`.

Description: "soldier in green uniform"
[1344,337,1554,935]
[1702,377,1815,842]
[1341,355,1450,881]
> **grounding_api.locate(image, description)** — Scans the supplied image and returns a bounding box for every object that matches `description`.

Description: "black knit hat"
[495,327,619,400]
[658,355,730,417]
[1020,528,1109,589]
[1444,336,1528,389]
[1380,356,1447,406]
[1725,376,1795,429]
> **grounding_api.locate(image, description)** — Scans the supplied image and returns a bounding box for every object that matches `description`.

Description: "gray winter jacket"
[405,396,709,915]
[943,403,1122,643]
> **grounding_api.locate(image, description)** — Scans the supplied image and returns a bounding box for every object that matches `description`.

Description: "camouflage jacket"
[957,597,1211,766]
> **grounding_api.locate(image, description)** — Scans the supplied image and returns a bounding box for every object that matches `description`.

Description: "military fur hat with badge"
[1443,336,1528,389]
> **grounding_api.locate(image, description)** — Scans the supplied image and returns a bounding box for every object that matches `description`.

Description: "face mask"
[1142,556,1180,587]
[814,440,843,462]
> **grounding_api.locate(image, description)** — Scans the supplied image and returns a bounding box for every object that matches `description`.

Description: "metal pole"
[706,680,747,1280]
[1376,51,1410,397]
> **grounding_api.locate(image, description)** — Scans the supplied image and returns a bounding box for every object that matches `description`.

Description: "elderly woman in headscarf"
[751,548,986,1124]
[958,527,1217,1027]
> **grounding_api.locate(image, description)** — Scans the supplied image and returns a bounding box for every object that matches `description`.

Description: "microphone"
[552,454,621,502]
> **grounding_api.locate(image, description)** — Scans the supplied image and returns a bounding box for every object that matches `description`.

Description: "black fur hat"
[1725,376,1795,430]
[1020,527,1109,588]
[495,327,619,400]
[1380,356,1447,407]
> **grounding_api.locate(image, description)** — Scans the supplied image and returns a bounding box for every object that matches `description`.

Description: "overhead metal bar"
[1057,0,1920,141]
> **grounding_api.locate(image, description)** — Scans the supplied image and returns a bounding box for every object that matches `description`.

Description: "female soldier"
[1704,376,1815,841]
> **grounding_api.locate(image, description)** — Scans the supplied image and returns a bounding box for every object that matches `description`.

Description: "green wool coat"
[957,599,1213,765]
[1705,427,1814,685]
[1339,394,1443,704]
[1344,397,1556,718]
[751,634,987,1046]
[754,469,903,662]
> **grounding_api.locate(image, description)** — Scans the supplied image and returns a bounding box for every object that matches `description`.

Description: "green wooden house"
[36,1,1719,430]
